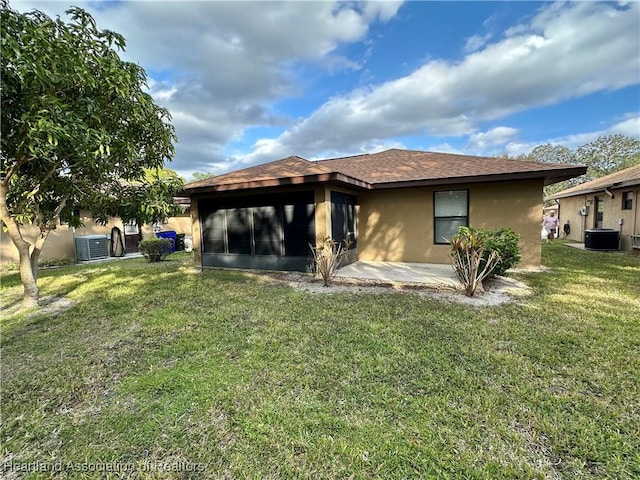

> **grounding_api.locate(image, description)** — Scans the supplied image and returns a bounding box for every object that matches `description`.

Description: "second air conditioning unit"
[75,234,109,261]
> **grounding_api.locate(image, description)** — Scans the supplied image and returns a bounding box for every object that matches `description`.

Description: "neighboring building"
[546,165,640,252]
[184,149,586,271]
[0,203,192,264]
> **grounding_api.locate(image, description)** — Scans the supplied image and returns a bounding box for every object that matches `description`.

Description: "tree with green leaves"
[1,5,179,308]
[90,168,185,226]
[521,143,577,166]
[189,171,216,182]
[519,135,640,201]
[576,134,640,179]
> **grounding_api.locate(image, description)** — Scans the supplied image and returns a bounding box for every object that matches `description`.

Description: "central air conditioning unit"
[75,234,109,261]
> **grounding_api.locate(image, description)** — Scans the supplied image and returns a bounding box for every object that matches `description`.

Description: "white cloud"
[239,1,639,166]
[15,0,404,174]
[12,1,638,177]
[467,127,520,152]
[464,33,492,53]
[425,143,464,155]
[611,116,640,139]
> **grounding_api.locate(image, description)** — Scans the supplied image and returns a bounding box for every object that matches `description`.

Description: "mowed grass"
[1,244,639,479]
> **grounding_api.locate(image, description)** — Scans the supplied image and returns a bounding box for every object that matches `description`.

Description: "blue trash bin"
[156,231,177,252]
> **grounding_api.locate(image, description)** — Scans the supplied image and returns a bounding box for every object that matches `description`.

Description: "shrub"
[450,228,501,297]
[470,227,521,277]
[309,237,350,287]
[139,238,172,262]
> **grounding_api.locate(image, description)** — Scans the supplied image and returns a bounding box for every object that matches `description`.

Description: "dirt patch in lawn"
[259,271,533,307]
[2,295,76,320]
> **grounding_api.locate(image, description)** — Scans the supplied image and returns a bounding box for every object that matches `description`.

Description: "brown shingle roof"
[185,156,328,189]
[547,164,640,199]
[318,149,582,186]
[184,148,586,193]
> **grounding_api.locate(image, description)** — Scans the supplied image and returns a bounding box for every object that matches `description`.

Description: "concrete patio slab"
[335,260,459,289]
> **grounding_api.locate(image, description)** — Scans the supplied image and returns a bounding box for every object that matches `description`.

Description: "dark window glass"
[283,203,315,257]
[622,191,633,210]
[226,208,252,254]
[331,191,357,248]
[434,190,468,244]
[253,206,282,255]
[202,209,226,253]
[434,217,468,244]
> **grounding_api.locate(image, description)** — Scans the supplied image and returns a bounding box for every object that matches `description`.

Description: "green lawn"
[1,244,639,479]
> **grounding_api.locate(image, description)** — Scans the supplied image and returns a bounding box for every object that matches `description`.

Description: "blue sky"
[16,1,640,179]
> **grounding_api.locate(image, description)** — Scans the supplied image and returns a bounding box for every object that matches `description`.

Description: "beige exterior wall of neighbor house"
[357,179,543,268]
[556,186,640,252]
[163,214,192,236]
[1,209,123,264]
[1,208,193,264]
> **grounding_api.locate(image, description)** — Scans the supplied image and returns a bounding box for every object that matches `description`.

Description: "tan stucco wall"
[2,224,73,264]
[190,197,202,266]
[163,214,192,236]
[314,185,331,241]
[556,186,639,252]
[1,209,120,264]
[357,179,543,268]
[1,208,192,264]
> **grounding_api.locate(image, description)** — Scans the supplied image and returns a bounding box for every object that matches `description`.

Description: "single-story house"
[183,149,586,271]
[0,202,192,264]
[546,164,640,252]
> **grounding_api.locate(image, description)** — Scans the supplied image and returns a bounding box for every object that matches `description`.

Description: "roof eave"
[369,167,587,190]
[542,166,588,186]
[547,177,640,200]
[183,172,370,195]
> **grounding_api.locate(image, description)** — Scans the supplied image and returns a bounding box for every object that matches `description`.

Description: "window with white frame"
[434,190,468,244]
[124,222,139,235]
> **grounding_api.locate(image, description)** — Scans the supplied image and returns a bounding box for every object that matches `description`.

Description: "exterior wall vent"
[75,235,109,261]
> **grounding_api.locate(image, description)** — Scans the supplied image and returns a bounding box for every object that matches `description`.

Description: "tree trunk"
[31,229,51,283]
[19,242,40,308]
[0,181,40,308]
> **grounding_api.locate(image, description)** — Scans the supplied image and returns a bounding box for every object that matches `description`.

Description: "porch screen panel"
[331,191,357,248]
[226,208,252,254]
[283,192,315,257]
[202,209,226,253]
[434,190,468,244]
[253,206,282,255]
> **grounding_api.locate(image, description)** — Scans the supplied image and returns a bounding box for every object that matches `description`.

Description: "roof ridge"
[315,152,371,163]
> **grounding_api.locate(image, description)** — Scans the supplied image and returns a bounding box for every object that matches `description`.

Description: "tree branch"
[2,153,28,185]
[28,164,58,198]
